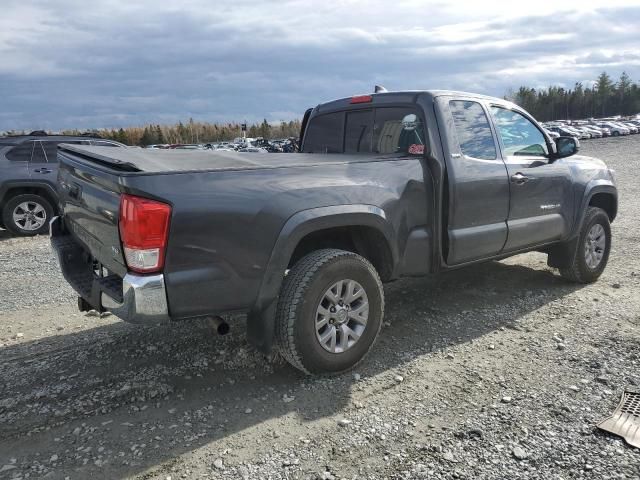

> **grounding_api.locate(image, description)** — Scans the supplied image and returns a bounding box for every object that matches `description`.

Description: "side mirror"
[555,136,579,158]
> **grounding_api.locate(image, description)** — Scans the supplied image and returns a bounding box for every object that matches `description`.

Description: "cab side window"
[449,100,497,160]
[490,107,548,157]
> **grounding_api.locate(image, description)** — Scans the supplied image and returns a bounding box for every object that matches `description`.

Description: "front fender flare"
[246,204,396,353]
[574,181,617,234]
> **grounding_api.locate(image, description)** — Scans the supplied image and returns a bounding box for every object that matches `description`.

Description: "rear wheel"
[275,249,384,375]
[1,194,53,236]
[559,207,611,283]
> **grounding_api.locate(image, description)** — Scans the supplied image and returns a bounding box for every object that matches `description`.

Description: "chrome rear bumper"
[101,273,170,324]
[50,216,170,324]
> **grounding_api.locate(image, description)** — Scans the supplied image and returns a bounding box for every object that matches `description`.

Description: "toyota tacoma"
[51,90,617,374]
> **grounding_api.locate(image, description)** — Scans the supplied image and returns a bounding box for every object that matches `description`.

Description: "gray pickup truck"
[51,90,617,374]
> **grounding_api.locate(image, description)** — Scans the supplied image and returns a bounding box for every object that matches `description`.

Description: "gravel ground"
[0,136,639,480]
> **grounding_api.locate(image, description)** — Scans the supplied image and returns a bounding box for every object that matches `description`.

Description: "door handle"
[511,173,530,185]
[33,168,52,174]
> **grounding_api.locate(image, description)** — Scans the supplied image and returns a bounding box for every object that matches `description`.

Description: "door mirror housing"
[554,136,579,159]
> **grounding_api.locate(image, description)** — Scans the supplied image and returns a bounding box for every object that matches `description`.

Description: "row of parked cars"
[0,131,304,237]
[541,117,640,140]
[146,137,299,153]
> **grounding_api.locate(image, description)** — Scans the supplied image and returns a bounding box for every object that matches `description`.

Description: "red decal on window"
[408,144,424,154]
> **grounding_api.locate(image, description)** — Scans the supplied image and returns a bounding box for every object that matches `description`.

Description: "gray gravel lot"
[0,136,639,479]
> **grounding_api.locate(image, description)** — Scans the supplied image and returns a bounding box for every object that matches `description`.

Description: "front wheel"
[559,207,611,283]
[275,249,384,375]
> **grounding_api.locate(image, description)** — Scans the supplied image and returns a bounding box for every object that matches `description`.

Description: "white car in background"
[597,122,630,136]
[620,122,639,134]
[565,126,590,139]
[544,129,560,139]
[581,126,603,138]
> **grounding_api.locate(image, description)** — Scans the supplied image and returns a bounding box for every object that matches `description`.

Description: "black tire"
[275,249,384,375]
[612,131,620,137]
[1,194,53,236]
[559,207,611,283]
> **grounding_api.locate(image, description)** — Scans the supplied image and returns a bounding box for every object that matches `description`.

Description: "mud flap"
[546,236,579,269]
[246,300,277,354]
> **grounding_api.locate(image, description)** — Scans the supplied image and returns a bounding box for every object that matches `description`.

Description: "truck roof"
[314,90,516,113]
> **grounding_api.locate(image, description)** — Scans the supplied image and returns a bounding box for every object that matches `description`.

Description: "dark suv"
[0,132,125,236]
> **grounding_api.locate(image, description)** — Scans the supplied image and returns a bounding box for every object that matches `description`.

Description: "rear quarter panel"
[129,158,432,319]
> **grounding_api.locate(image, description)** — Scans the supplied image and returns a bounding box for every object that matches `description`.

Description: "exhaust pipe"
[208,316,230,336]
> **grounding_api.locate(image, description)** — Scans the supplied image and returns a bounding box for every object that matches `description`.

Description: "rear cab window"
[303,105,426,156]
[302,112,344,153]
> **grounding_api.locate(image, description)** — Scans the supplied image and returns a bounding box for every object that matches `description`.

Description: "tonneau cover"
[59,144,388,174]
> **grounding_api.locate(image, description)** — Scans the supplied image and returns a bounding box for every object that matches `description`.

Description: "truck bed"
[59,144,391,174]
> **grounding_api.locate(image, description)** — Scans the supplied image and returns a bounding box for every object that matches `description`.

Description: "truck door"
[488,106,573,251]
[441,98,510,264]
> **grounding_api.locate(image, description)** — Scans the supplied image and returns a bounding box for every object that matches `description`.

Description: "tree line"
[509,71,639,121]
[61,118,302,146]
[7,71,638,143]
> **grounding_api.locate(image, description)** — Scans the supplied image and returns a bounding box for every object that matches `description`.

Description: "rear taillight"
[119,194,171,273]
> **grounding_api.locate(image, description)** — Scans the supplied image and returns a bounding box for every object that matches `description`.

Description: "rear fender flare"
[0,180,59,210]
[246,204,397,353]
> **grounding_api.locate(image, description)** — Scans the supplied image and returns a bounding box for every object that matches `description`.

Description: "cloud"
[1,0,639,131]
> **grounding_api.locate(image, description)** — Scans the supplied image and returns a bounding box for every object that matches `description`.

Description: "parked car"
[238,147,269,153]
[546,126,581,138]
[568,127,591,139]
[543,129,560,139]
[596,122,630,136]
[0,133,124,236]
[51,89,617,374]
[581,126,603,138]
[169,144,204,150]
[592,125,611,137]
[620,122,638,134]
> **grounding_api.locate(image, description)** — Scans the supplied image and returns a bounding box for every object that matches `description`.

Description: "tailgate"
[57,154,127,277]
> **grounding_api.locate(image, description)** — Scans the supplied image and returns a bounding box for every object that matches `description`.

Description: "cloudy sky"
[1,0,639,131]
